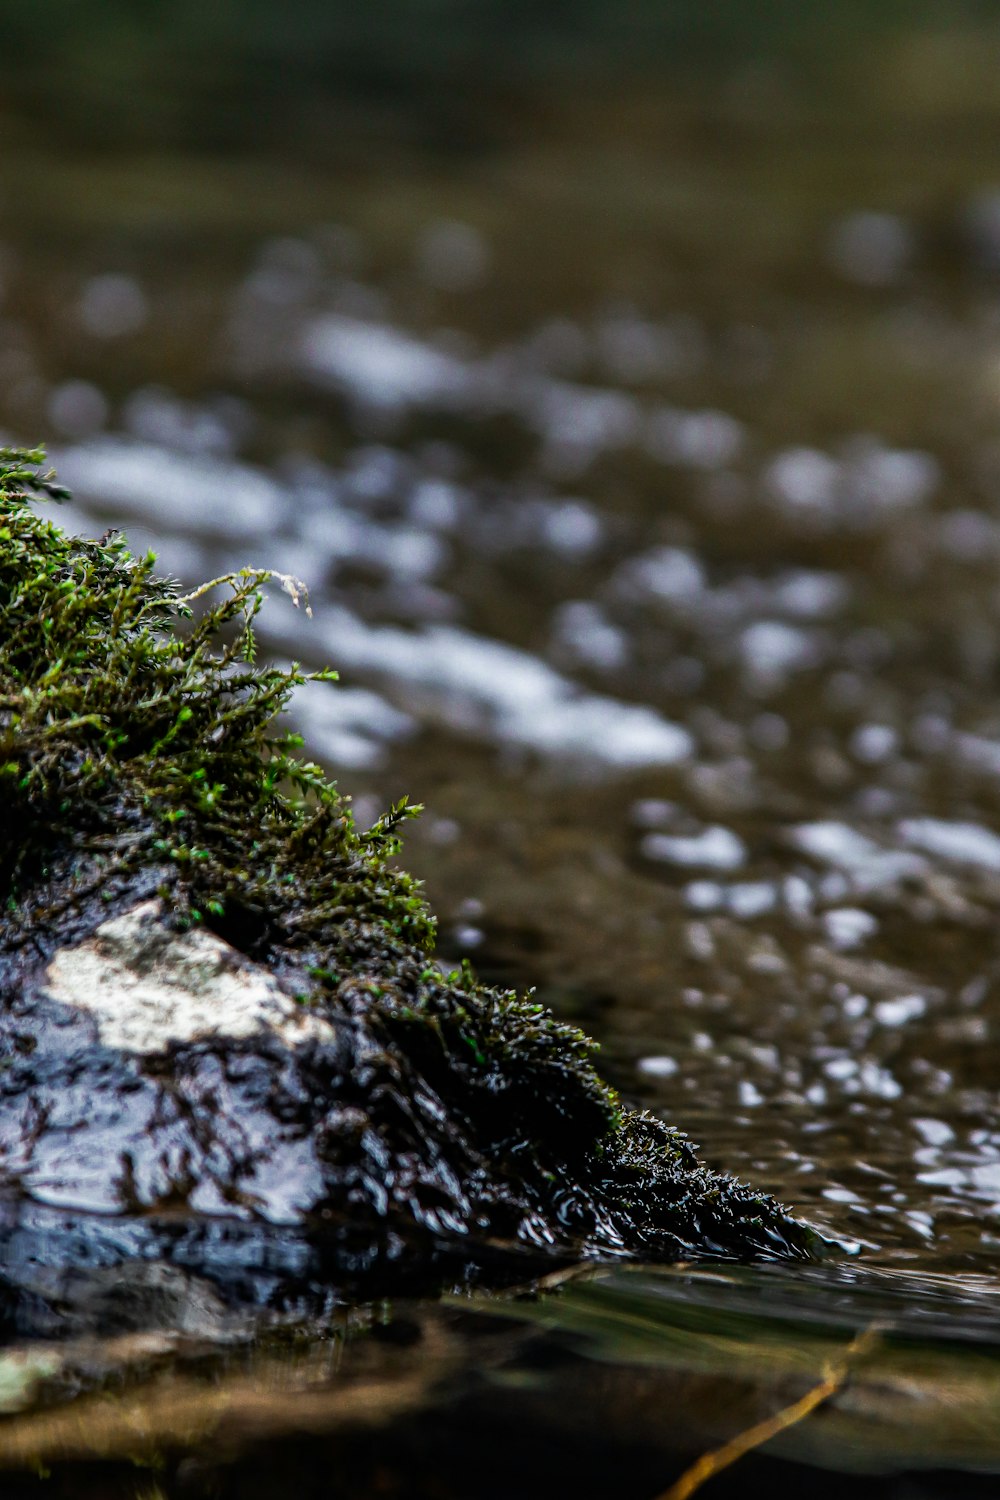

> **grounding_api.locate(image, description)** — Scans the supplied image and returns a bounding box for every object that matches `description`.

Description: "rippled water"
[6,16,1000,1330]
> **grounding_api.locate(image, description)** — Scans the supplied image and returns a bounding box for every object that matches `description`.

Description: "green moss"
[0,445,822,1266]
[0,443,617,1142]
[0,446,426,935]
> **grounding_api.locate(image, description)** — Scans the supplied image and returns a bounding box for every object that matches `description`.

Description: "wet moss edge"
[0,446,824,1266]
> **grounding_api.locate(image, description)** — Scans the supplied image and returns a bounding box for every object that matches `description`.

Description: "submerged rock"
[0,446,821,1319]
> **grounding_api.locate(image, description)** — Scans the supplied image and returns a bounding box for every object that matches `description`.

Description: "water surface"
[5,13,1000,1486]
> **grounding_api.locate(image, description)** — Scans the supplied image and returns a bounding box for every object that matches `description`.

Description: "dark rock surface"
[0,894,820,1331]
[0,448,824,1329]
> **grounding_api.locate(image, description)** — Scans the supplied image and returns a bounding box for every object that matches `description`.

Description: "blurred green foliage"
[1,0,996,149]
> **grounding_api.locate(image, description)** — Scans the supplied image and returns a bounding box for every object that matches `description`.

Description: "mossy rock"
[0,446,823,1304]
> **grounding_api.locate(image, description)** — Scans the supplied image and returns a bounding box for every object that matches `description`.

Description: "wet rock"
[3,893,819,1293]
[43,899,338,1055]
[0,446,822,1322]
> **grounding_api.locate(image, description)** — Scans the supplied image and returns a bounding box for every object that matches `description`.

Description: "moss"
[0,446,430,953]
[0,446,822,1268]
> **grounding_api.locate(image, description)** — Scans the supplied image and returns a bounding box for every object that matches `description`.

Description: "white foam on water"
[615,546,706,605]
[913,1118,955,1148]
[645,405,744,469]
[684,881,724,912]
[823,1055,902,1100]
[56,437,283,540]
[636,1055,679,1080]
[897,817,1000,873]
[686,878,779,918]
[50,436,689,772]
[288,678,416,770]
[299,315,469,411]
[641,826,747,870]
[534,380,641,471]
[822,1186,865,1205]
[847,441,939,511]
[764,448,840,512]
[550,601,629,672]
[537,499,604,557]
[630,799,679,829]
[937,508,1000,562]
[850,724,898,764]
[298,314,645,475]
[726,881,778,919]
[770,569,849,619]
[408,478,466,531]
[873,993,927,1028]
[296,505,448,585]
[295,311,747,483]
[858,1062,902,1099]
[738,1080,764,1107]
[595,309,697,385]
[822,907,878,951]
[764,440,938,521]
[789,821,925,891]
[917,1155,1000,1206]
[266,607,692,770]
[740,620,818,687]
[123,387,241,457]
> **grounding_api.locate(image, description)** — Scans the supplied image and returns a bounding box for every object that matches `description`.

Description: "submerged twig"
[657,1321,884,1500]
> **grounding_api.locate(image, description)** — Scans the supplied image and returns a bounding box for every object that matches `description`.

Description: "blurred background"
[6,1,1000,1272]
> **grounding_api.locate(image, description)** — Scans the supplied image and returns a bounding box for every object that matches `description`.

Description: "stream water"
[5,13,1000,1492]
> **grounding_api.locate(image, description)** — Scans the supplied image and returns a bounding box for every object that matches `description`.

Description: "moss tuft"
[0,445,433,950]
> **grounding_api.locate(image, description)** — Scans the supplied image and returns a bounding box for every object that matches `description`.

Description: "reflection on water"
[6,6,1000,1485]
[2,1261,1000,1496]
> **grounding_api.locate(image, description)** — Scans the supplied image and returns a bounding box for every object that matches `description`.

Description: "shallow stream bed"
[5,15,1000,1491]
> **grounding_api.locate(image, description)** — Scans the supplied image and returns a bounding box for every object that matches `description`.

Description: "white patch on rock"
[44,900,336,1055]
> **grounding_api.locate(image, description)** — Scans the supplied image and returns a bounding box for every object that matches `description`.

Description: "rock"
[0,445,823,1325]
[43,899,338,1054]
